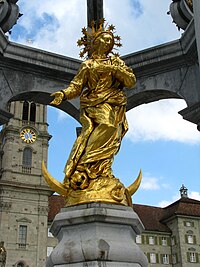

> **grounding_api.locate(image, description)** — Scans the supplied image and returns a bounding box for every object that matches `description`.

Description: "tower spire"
[180,184,188,198]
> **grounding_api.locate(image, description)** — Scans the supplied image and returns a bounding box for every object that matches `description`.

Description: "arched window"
[30,103,36,122]
[22,147,32,167]
[22,101,36,122]
[17,262,25,267]
[22,101,29,121]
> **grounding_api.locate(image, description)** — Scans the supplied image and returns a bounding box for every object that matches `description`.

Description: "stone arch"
[9,91,80,122]
[8,88,188,129]
[126,89,183,111]
[1,61,199,129]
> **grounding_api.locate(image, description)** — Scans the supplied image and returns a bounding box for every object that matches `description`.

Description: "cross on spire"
[87,0,104,26]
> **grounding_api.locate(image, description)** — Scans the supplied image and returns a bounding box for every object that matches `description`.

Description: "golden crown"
[77,18,122,58]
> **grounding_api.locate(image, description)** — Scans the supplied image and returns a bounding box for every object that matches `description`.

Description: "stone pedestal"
[46,203,148,267]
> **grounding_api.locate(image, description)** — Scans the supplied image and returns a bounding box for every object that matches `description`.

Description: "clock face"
[20,128,36,143]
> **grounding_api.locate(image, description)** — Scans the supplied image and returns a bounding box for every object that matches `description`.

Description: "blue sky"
[10,0,200,207]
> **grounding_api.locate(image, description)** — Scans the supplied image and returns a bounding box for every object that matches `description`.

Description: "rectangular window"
[149,236,155,245]
[186,221,192,227]
[188,235,194,244]
[18,225,27,249]
[162,254,169,264]
[190,252,196,263]
[136,235,142,244]
[185,221,194,227]
[48,228,53,237]
[150,253,156,263]
[47,246,54,257]
[162,237,167,246]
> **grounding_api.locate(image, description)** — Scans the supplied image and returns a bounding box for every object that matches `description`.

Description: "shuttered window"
[162,254,169,264]
[149,236,155,245]
[189,252,196,263]
[150,253,156,263]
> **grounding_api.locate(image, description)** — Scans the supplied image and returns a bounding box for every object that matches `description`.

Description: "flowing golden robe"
[62,55,136,185]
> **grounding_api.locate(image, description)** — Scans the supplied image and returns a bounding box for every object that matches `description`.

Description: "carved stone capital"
[0,201,12,211]
[38,205,49,215]
[179,103,200,131]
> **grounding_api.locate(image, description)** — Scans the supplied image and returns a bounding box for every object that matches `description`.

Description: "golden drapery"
[61,55,136,188]
[42,26,142,206]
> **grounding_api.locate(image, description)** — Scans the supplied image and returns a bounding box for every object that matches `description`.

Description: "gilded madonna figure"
[0,242,6,267]
[43,19,142,206]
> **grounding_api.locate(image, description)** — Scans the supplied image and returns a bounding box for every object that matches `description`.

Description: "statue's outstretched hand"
[50,91,64,105]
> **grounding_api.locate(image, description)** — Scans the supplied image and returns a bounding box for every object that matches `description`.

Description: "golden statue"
[0,242,6,267]
[42,19,142,207]
[186,0,193,11]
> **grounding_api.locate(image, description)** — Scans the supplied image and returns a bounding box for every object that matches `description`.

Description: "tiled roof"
[134,197,200,232]
[48,196,200,232]
[133,204,171,233]
[161,197,200,221]
[48,195,65,222]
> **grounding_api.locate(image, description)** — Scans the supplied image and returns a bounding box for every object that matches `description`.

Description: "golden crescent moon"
[126,169,142,196]
[42,160,142,207]
[42,161,69,196]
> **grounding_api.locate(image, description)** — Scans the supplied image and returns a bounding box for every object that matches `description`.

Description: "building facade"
[0,101,52,267]
[133,188,200,267]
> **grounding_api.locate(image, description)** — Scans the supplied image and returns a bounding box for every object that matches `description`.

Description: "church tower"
[0,101,52,267]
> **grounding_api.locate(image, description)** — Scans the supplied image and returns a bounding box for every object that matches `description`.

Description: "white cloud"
[104,0,181,55]
[158,200,173,208]
[140,176,160,190]
[140,175,169,191]
[11,0,181,58]
[12,0,86,58]
[126,99,200,144]
[158,191,200,207]
[158,194,179,207]
[56,109,70,121]
[189,191,200,201]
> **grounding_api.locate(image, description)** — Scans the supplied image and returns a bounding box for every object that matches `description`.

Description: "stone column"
[193,0,200,76]
[87,0,103,25]
[46,203,148,267]
[179,103,200,131]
